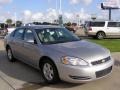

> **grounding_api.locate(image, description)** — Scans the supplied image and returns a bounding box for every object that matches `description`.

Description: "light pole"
[59,0,62,14]
[58,0,63,26]
[13,7,17,27]
[14,12,17,27]
[76,14,80,26]
[56,0,58,11]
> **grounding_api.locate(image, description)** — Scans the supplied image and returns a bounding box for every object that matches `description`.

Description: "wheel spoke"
[8,49,12,60]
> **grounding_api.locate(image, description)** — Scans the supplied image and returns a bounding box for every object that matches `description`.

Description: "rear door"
[106,22,120,36]
[11,28,25,59]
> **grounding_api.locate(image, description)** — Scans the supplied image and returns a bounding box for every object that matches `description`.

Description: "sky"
[0,0,120,23]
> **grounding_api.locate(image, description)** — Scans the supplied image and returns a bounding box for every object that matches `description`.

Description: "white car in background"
[85,21,120,39]
[7,27,16,34]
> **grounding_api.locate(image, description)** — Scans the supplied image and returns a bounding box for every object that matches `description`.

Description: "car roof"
[19,25,63,30]
[86,21,120,23]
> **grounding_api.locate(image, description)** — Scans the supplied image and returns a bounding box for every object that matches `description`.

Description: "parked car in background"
[7,27,16,34]
[0,28,4,35]
[64,23,78,33]
[4,25,114,83]
[0,27,16,36]
[0,28,8,36]
[85,21,120,39]
[65,26,76,33]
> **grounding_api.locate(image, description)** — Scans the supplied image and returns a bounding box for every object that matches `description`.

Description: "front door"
[22,29,40,67]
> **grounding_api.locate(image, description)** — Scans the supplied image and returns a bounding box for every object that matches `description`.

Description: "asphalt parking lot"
[0,38,120,90]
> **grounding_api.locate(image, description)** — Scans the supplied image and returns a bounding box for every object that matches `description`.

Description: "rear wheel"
[41,59,59,84]
[7,47,16,62]
[96,32,105,39]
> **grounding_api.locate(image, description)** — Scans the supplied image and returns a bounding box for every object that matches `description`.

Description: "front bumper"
[57,58,114,83]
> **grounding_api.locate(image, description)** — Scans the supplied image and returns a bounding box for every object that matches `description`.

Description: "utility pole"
[109,9,111,20]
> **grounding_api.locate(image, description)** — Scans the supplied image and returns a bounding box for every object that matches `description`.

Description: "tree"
[33,22,42,25]
[72,23,77,26]
[64,22,71,26]
[91,14,97,21]
[42,22,50,25]
[0,23,5,28]
[67,22,72,26]
[6,19,13,27]
[16,21,22,27]
[91,17,96,21]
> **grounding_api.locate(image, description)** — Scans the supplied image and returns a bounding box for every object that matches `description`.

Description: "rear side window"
[89,22,105,27]
[10,30,15,37]
[14,29,24,40]
[108,22,120,27]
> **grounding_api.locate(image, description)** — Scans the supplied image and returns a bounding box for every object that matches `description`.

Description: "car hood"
[44,40,110,62]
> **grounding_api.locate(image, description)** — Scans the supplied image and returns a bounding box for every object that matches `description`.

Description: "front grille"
[91,56,111,65]
[96,66,112,78]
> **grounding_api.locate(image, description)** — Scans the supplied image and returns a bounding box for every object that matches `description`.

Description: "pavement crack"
[0,75,16,90]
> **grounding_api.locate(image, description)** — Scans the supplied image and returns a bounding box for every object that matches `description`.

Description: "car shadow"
[0,50,81,90]
[78,35,120,40]
[17,82,82,90]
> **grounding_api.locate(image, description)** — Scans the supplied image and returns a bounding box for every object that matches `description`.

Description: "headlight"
[62,56,88,66]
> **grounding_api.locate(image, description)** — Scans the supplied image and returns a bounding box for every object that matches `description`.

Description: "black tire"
[41,59,59,84]
[96,32,105,39]
[6,47,16,62]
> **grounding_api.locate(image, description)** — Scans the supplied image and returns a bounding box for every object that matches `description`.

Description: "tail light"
[88,27,92,31]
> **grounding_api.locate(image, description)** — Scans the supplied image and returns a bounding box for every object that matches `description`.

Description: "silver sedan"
[4,25,114,83]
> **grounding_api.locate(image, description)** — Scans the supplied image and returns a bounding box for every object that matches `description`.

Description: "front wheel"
[96,32,105,39]
[41,60,59,84]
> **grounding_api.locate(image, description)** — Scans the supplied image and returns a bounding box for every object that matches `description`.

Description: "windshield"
[35,28,80,44]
